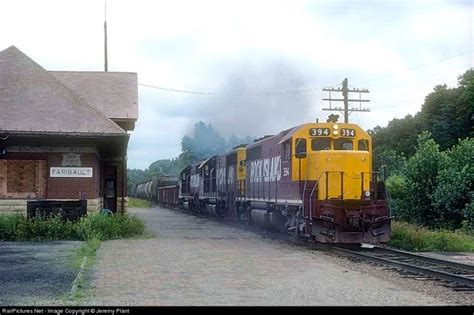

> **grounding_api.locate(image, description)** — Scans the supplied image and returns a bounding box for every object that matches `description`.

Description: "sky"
[1,0,472,169]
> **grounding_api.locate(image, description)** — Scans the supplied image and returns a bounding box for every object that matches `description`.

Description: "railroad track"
[329,245,474,292]
[160,204,474,292]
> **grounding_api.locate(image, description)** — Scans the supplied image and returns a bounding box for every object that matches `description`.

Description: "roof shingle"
[0,46,129,135]
[51,71,138,120]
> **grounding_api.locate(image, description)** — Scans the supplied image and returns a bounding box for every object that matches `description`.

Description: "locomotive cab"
[288,123,391,243]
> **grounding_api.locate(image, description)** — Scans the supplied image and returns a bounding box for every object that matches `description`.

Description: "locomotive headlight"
[333,130,339,136]
[364,190,371,198]
[333,124,339,130]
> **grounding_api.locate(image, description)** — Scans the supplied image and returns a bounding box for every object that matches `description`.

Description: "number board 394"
[340,128,356,137]
[309,128,330,137]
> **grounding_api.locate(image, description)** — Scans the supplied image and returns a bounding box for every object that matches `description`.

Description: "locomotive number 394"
[340,128,356,137]
[309,128,330,137]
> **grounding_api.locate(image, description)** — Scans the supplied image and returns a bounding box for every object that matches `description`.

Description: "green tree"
[369,114,422,158]
[393,132,447,227]
[373,148,406,179]
[432,138,474,229]
[181,121,227,161]
[127,121,256,191]
[420,84,460,150]
[385,174,408,217]
[127,169,152,196]
[148,159,181,177]
[370,68,474,162]
[456,69,474,139]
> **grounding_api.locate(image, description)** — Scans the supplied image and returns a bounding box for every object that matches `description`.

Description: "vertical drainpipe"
[122,155,126,214]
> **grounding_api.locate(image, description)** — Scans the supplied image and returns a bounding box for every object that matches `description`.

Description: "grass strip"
[67,238,101,304]
[389,220,474,252]
[128,198,151,208]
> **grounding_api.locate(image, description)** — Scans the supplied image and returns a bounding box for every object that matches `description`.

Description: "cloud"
[1,0,472,169]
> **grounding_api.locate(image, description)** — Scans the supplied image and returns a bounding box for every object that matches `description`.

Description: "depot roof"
[0,46,136,136]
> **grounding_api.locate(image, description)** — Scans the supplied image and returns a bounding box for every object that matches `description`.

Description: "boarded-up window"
[0,159,46,199]
[7,160,36,192]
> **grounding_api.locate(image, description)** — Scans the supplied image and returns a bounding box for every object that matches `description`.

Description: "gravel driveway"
[0,241,81,306]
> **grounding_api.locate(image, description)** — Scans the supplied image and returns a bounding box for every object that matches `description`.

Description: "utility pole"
[104,0,108,72]
[322,78,370,123]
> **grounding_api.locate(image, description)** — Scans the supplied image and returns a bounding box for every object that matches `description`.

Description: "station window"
[311,138,331,151]
[334,139,353,150]
[358,139,369,151]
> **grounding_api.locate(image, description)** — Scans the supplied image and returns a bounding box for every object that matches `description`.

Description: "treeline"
[370,69,473,231]
[127,121,253,194]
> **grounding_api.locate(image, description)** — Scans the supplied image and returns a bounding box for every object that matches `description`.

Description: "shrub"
[402,132,447,227]
[385,174,408,217]
[0,213,145,241]
[385,133,474,231]
[432,138,473,230]
[15,214,76,241]
[74,213,145,241]
[0,214,24,241]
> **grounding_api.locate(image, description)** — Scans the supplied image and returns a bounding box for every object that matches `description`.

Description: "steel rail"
[331,246,474,289]
[373,246,474,273]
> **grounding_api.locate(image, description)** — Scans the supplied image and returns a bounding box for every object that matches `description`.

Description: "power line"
[138,50,472,97]
[138,83,322,96]
[371,104,418,110]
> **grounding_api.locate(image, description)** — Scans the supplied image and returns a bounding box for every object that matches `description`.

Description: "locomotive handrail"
[305,170,326,220]
[302,180,308,217]
[308,178,319,219]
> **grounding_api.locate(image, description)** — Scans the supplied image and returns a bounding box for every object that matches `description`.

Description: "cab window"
[283,140,291,161]
[295,138,307,158]
[311,138,331,151]
[334,139,353,150]
[358,139,369,151]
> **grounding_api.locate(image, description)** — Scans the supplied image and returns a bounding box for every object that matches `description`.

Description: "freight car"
[173,122,391,244]
[157,184,180,207]
[134,176,179,202]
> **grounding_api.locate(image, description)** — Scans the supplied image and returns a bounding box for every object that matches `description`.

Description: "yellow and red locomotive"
[176,121,391,244]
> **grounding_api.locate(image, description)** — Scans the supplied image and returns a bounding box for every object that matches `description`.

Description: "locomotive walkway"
[83,206,452,306]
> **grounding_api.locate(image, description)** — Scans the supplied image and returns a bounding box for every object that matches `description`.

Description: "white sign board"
[50,167,93,178]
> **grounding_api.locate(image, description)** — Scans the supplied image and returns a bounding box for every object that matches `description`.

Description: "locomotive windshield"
[311,138,331,151]
[334,139,353,150]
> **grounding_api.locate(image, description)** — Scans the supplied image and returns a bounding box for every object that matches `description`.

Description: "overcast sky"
[1,0,472,169]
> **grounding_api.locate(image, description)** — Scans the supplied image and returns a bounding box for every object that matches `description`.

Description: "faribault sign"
[50,167,93,178]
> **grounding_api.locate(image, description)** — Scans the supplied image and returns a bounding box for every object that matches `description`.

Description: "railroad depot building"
[0,46,138,215]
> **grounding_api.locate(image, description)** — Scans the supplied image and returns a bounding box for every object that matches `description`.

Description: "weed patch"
[389,220,474,252]
[128,198,151,208]
[0,213,145,241]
